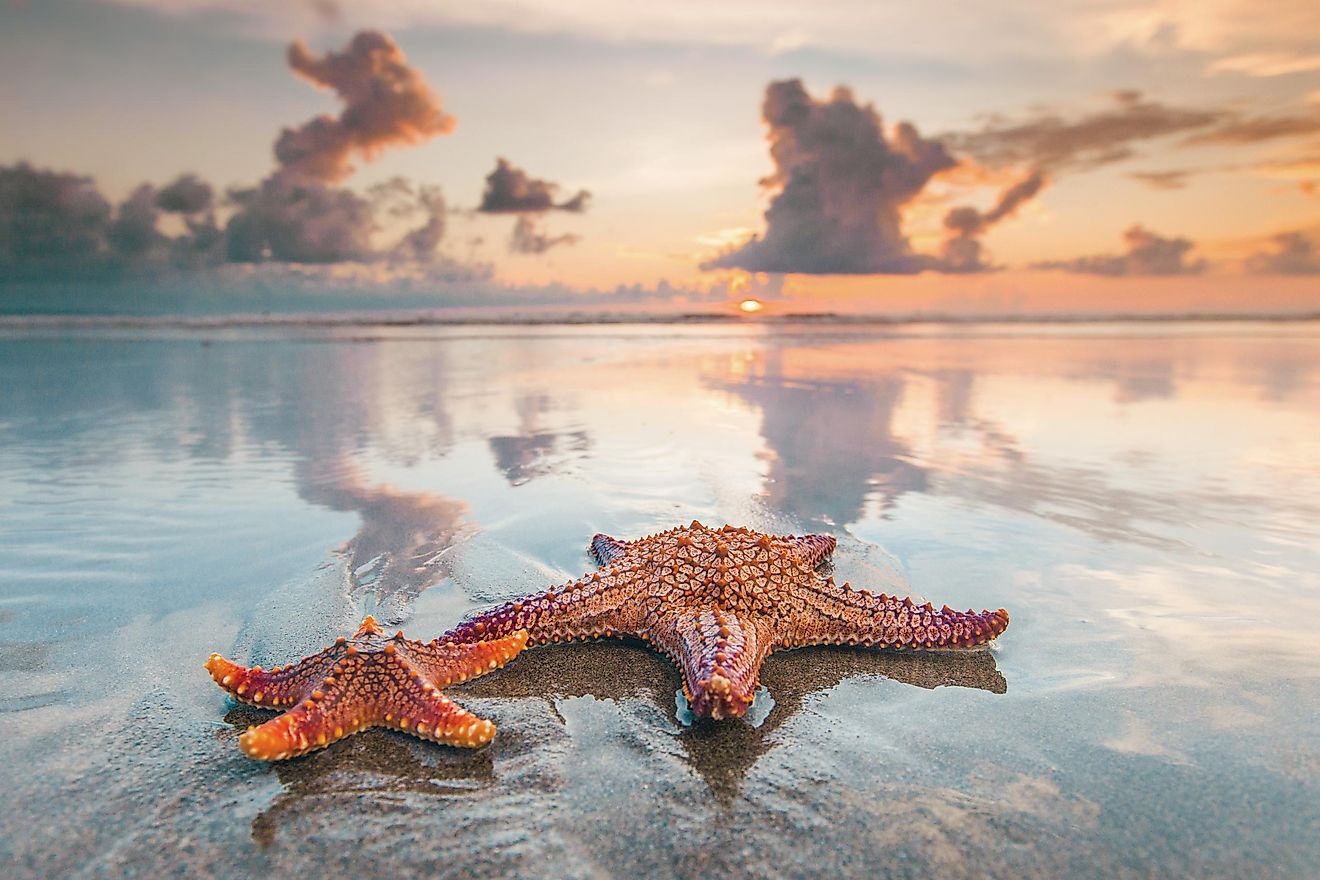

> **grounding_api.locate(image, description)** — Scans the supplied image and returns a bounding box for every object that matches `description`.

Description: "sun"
[738,298,764,314]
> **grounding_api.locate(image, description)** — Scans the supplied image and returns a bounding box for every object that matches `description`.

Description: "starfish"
[443,522,1009,720]
[206,616,528,760]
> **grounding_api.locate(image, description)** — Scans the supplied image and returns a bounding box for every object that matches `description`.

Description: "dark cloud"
[940,170,1046,272]
[0,164,228,278]
[556,189,590,213]
[478,158,591,214]
[0,162,111,267]
[704,79,956,275]
[1128,169,1193,190]
[1245,231,1320,275]
[948,91,1223,172]
[477,159,589,256]
[275,30,456,184]
[171,214,225,268]
[509,215,579,254]
[1034,225,1205,276]
[224,179,376,264]
[106,184,164,257]
[155,174,214,215]
[0,162,454,275]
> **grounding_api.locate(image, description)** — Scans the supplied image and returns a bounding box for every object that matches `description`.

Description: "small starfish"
[444,522,1008,720]
[206,616,528,760]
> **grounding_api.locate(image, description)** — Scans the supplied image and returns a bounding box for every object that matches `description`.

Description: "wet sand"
[1,322,1318,878]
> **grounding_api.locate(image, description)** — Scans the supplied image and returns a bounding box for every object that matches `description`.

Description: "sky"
[1,0,1318,316]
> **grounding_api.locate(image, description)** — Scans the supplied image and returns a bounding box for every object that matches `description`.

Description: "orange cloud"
[275,31,456,184]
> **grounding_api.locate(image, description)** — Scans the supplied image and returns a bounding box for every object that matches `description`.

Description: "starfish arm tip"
[205,653,247,691]
[237,716,312,761]
[390,698,498,749]
[436,717,497,749]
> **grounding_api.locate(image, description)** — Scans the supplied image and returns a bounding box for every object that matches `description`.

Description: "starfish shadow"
[461,641,1006,803]
[222,706,496,847]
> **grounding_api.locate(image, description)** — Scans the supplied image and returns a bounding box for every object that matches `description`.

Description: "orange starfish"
[206,616,527,760]
[444,522,1009,720]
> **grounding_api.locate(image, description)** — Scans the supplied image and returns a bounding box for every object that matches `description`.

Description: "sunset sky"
[2,0,1319,315]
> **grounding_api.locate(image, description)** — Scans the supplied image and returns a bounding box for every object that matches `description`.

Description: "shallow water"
[1,321,1318,878]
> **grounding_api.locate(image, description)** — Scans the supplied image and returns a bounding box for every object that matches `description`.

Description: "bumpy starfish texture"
[206,616,528,760]
[444,522,1009,720]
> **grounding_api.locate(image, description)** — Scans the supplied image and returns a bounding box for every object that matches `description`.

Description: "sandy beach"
[1,321,1318,878]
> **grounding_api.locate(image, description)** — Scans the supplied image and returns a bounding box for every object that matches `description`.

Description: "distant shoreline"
[3,310,1320,329]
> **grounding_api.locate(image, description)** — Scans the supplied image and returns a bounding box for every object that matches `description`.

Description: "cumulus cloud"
[0,163,112,268]
[274,30,456,184]
[1245,231,1320,275]
[1034,225,1205,276]
[477,158,590,214]
[509,215,579,254]
[106,184,164,257]
[940,170,1046,272]
[155,174,214,215]
[704,79,956,275]
[0,164,225,278]
[224,179,376,263]
[476,159,589,254]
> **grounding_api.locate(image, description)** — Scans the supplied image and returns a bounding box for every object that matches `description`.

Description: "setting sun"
[738,298,764,314]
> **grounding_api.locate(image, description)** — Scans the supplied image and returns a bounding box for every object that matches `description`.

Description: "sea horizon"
[5,306,1320,329]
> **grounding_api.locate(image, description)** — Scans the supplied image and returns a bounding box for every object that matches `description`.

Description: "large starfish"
[443,522,1009,720]
[206,616,528,760]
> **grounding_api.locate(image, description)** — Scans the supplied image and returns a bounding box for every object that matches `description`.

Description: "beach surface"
[1,321,1318,878]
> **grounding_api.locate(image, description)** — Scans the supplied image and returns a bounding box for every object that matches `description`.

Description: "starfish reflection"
[461,640,1006,803]
[223,705,496,847]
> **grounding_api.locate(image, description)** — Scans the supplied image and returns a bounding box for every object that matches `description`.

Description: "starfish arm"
[648,610,773,720]
[236,680,378,760]
[377,683,500,749]
[205,649,335,710]
[444,569,646,646]
[779,576,1009,650]
[588,533,630,566]
[402,630,529,687]
[772,533,838,569]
